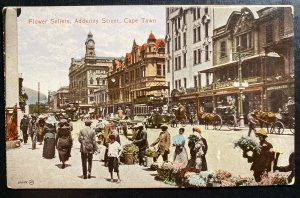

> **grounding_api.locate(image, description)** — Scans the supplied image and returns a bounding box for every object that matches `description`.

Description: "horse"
[253,110,276,129]
[175,106,187,126]
[198,111,221,130]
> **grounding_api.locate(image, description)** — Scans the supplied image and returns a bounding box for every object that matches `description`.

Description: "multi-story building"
[68,31,114,114]
[107,32,167,114]
[165,7,214,112]
[53,86,69,111]
[201,7,294,118]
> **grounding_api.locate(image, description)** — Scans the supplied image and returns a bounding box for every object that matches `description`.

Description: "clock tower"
[85,31,96,59]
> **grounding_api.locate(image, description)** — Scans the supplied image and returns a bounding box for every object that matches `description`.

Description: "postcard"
[4,5,294,188]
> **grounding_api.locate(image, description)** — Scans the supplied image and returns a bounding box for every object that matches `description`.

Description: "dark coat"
[134,129,148,150]
[248,141,274,173]
[276,152,295,183]
[187,136,208,171]
[78,126,97,154]
[20,117,30,132]
[56,127,73,162]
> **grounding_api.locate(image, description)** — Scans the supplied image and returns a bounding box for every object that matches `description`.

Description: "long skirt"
[57,137,72,162]
[43,138,56,159]
[173,146,188,167]
[37,133,44,143]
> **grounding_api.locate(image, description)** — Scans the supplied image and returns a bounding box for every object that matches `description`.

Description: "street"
[6,120,294,188]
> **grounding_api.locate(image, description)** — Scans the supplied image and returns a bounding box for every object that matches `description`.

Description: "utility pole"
[237,46,245,128]
[38,82,40,115]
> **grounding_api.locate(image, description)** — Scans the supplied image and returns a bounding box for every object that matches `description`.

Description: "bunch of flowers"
[234,136,261,153]
[121,143,139,155]
[145,147,158,158]
[260,173,288,186]
[188,134,200,144]
[156,162,186,185]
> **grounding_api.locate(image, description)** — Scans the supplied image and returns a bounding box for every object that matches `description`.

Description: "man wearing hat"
[150,124,170,162]
[133,123,148,165]
[78,119,97,179]
[247,110,259,137]
[20,114,30,144]
[243,128,274,182]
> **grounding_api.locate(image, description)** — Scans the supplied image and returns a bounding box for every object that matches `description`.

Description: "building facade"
[68,31,114,114]
[53,86,69,111]
[165,7,214,112]
[107,32,167,114]
[201,7,294,118]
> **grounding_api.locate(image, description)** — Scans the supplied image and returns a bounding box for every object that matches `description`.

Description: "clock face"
[88,40,94,47]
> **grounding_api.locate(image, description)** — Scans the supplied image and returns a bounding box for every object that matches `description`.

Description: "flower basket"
[120,143,138,164]
[145,147,158,158]
[234,136,261,154]
[123,153,135,165]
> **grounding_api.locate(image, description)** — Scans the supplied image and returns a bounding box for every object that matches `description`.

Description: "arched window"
[90,77,94,84]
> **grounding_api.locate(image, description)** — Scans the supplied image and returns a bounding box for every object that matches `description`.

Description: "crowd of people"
[18,111,294,185]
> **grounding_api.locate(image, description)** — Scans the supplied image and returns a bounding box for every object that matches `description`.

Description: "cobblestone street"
[7,120,294,188]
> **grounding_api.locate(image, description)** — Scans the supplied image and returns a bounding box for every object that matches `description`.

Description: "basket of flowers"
[234,136,261,154]
[260,173,288,186]
[120,143,138,165]
[145,147,158,158]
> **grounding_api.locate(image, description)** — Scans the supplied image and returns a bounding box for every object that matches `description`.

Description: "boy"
[107,134,122,183]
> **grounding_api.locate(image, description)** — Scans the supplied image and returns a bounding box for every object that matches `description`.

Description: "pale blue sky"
[17,5,267,95]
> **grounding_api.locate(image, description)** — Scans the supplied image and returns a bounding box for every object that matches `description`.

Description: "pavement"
[6,119,294,189]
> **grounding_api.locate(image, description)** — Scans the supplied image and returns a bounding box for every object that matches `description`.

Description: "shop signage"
[266,85,288,91]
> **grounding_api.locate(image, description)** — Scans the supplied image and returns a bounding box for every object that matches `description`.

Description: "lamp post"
[233,46,249,128]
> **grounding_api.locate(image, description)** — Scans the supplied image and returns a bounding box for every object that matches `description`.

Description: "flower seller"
[243,128,274,182]
[150,124,170,163]
[172,127,188,167]
[133,123,148,166]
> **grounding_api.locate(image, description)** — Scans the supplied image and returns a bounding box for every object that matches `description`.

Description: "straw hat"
[256,128,268,137]
[193,127,201,133]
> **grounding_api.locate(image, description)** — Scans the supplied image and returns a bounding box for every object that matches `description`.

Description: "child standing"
[107,134,122,183]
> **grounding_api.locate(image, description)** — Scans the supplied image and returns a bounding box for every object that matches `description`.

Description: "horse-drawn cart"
[254,111,285,134]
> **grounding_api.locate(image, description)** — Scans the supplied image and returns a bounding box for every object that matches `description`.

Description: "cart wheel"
[213,114,222,130]
[271,121,285,134]
[227,115,237,130]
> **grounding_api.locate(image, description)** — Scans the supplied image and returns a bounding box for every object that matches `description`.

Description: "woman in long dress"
[42,118,56,159]
[56,119,73,168]
[172,128,188,167]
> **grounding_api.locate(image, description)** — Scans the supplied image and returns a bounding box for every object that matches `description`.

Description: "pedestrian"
[78,119,98,179]
[43,118,56,159]
[248,110,258,137]
[36,115,46,145]
[133,123,148,166]
[95,118,106,133]
[28,115,38,150]
[243,128,274,182]
[117,107,124,119]
[273,152,295,184]
[187,127,208,172]
[172,128,188,167]
[107,134,122,183]
[125,106,131,120]
[20,115,30,144]
[56,119,73,169]
[150,124,170,163]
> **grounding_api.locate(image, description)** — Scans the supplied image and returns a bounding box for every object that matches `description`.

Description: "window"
[175,80,178,89]
[184,78,187,88]
[197,26,201,41]
[236,32,252,50]
[183,53,187,68]
[198,49,201,64]
[197,7,200,19]
[163,65,165,76]
[178,79,181,89]
[156,64,161,76]
[96,77,100,85]
[167,41,170,53]
[90,77,94,84]
[178,35,181,49]
[167,60,170,73]
[193,28,197,43]
[194,76,198,88]
[193,9,196,20]
[178,56,181,70]
[178,17,180,29]
[220,41,226,57]
[198,74,201,87]
[183,12,186,24]
[205,45,209,61]
[175,37,178,51]
[102,80,105,85]
[183,32,186,46]
[168,82,170,93]
[205,7,208,14]
[194,50,197,65]
[266,24,273,43]
[175,57,178,70]
[205,22,209,37]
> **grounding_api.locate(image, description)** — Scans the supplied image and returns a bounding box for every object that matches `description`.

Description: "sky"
[17,5,267,95]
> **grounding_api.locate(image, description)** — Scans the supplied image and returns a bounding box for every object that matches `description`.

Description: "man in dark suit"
[133,123,148,166]
[78,119,97,179]
[20,115,30,144]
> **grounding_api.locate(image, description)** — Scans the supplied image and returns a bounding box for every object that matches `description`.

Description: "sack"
[83,139,94,152]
